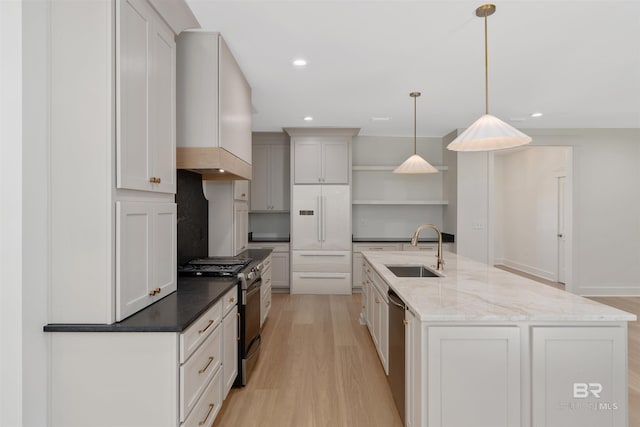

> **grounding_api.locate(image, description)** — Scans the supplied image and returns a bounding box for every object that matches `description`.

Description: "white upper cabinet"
[117,0,176,193]
[293,138,350,184]
[176,32,252,180]
[116,201,177,321]
[251,133,290,211]
[49,0,197,324]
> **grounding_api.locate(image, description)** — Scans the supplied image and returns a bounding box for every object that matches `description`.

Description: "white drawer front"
[292,272,351,294]
[222,287,238,316]
[291,250,351,272]
[352,243,401,252]
[261,255,273,271]
[247,242,289,253]
[182,367,222,427]
[402,242,437,251]
[180,301,222,363]
[180,324,222,421]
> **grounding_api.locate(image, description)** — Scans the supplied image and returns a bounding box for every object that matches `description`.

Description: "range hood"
[176,147,252,181]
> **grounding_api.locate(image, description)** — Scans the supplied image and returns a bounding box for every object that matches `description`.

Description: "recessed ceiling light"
[530,112,543,118]
[293,59,307,67]
[303,116,313,121]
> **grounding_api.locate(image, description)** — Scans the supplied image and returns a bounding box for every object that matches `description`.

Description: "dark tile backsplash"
[176,170,208,265]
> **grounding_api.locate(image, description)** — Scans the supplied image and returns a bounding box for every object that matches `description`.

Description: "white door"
[557,176,566,284]
[321,185,351,250]
[291,185,322,249]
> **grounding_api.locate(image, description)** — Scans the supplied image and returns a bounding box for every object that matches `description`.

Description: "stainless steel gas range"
[178,257,263,386]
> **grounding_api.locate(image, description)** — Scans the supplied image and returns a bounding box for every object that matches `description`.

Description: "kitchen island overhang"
[361,250,636,427]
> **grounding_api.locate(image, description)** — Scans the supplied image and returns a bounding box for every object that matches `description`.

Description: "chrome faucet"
[411,224,444,271]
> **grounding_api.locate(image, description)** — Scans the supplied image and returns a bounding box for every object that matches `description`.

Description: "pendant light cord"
[413,94,417,154]
[484,11,489,115]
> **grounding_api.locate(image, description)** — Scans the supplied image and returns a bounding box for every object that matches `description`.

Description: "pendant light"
[447,4,532,151]
[394,92,438,174]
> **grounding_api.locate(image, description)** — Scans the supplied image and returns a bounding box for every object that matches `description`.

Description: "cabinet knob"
[241,193,246,197]
[229,297,236,303]
[148,177,161,184]
[148,287,161,296]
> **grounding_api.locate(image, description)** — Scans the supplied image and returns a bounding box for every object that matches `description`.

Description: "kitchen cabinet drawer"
[182,366,223,427]
[291,250,351,272]
[402,242,453,252]
[353,243,402,253]
[222,287,238,316]
[248,242,289,253]
[180,323,222,422]
[291,272,351,294]
[181,300,222,362]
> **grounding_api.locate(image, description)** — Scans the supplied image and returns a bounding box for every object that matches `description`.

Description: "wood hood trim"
[176,147,252,181]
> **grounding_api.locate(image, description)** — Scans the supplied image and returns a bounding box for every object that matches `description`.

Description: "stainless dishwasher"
[388,288,406,423]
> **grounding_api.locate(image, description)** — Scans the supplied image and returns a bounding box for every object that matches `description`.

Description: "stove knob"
[247,271,255,281]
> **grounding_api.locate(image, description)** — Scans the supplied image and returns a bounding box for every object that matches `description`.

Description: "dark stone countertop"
[44,249,273,333]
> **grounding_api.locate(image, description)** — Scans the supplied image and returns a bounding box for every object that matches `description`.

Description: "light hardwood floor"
[212,291,640,427]
[213,294,403,427]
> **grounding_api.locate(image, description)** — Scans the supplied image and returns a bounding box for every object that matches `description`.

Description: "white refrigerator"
[291,185,352,294]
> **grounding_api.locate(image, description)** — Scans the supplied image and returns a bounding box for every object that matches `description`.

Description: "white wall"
[455,151,491,264]
[0,1,24,426]
[352,135,447,238]
[456,129,640,296]
[22,0,50,425]
[494,147,571,282]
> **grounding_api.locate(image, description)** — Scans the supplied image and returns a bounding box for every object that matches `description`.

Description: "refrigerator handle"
[322,195,327,242]
[317,195,322,242]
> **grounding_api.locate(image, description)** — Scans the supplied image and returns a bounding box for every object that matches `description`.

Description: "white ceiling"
[186,0,640,137]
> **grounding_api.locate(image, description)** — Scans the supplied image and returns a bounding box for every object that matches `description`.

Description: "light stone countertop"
[362,251,636,322]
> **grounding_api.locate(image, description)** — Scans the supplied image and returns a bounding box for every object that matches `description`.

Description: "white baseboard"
[495,258,556,283]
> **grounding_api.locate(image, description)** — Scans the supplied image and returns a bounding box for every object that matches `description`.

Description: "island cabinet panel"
[531,326,628,427]
[427,326,521,427]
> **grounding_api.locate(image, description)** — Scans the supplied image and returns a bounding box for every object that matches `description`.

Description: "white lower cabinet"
[222,288,239,398]
[352,243,401,291]
[247,243,290,291]
[261,254,273,326]
[116,201,177,321]
[531,326,627,427]
[363,259,389,374]
[427,326,521,427]
[49,290,238,427]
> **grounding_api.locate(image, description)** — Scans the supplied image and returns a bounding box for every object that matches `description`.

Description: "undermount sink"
[385,264,442,278]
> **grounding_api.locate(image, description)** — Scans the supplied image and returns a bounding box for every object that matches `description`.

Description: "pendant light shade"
[394,92,438,174]
[447,4,531,152]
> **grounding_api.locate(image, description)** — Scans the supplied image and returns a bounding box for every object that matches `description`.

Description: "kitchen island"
[361,250,636,427]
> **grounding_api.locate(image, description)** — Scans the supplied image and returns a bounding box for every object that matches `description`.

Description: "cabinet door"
[222,306,238,398]
[322,139,349,184]
[531,326,627,427]
[149,17,176,193]
[352,252,363,291]
[271,251,289,289]
[294,141,322,184]
[250,145,269,210]
[321,186,351,250]
[116,201,176,321]
[269,144,290,210]
[152,203,177,298]
[234,180,249,201]
[118,0,152,192]
[428,326,521,427]
[291,185,322,250]
[234,201,248,255]
[116,201,152,321]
